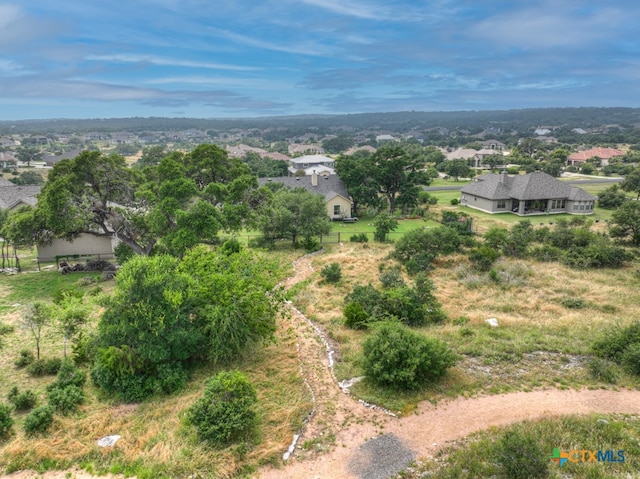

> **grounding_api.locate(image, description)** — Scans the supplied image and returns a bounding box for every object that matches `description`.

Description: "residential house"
[567,147,624,167]
[460,171,596,216]
[43,148,84,167]
[288,144,325,155]
[288,155,335,176]
[446,148,506,168]
[258,173,352,220]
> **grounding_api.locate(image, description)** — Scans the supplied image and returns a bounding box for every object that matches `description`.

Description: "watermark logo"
[550,448,625,466]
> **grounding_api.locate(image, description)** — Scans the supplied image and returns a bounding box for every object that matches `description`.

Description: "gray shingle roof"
[257,175,350,202]
[461,171,594,201]
[0,185,41,209]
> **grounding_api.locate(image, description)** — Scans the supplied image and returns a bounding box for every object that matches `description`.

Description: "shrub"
[221,238,242,255]
[378,265,405,289]
[495,428,549,479]
[187,371,258,446]
[0,403,13,439]
[8,387,38,411]
[560,297,585,309]
[529,244,563,262]
[344,302,370,330]
[468,246,499,272]
[47,385,84,415]
[23,405,54,436]
[587,358,618,384]
[450,198,459,205]
[592,321,640,363]
[362,322,457,390]
[621,343,640,376]
[26,358,62,377]
[392,226,466,275]
[320,262,342,283]
[349,233,369,243]
[53,360,86,389]
[14,349,35,368]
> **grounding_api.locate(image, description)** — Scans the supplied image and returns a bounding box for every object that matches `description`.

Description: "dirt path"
[258,253,640,479]
[5,253,640,479]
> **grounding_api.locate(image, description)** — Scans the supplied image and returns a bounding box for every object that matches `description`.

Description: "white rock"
[97,435,121,447]
[485,318,499,327]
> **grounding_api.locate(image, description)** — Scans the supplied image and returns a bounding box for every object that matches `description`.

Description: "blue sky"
[1,0,639,120]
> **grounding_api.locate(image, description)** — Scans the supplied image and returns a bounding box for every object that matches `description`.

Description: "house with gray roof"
[0,183,41,210]
[460,171,596,216]
[258,173,352,220]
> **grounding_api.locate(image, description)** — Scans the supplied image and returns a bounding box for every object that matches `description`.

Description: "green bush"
[53,359,86,389]
[320,262,342,283]
[47,385,84,415]
[494,428,549,479]
[26,358,62,377]
[23,405,54,436]
[0,403,14,439]
[560,297,585,309]
[344,302,370,330]
[450,198,459,205]
[392,226,466,275]
[187,371,258,446]
[468,246,499,272]
[592,321,640,363]
[350,233,369,243]
[7,387,38,411]
[621,343,640,375]
[362,322,457,390]
[14,349,35,368]
[587,358,618,384]
[378,265,405,289]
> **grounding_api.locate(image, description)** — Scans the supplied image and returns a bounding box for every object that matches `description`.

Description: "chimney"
[500,170,508,183]
[311,170,318,186]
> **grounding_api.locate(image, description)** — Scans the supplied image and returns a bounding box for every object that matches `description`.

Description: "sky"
[1,0,639,120]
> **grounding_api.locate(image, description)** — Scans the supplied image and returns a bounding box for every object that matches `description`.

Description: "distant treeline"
[2,107,640,139]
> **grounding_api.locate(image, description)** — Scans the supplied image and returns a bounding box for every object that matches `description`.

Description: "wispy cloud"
[85,54,260,71]
[210,28,337,57]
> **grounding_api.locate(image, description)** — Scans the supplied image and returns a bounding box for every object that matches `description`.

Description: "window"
[333,204,341,216]
[497,200,506,209]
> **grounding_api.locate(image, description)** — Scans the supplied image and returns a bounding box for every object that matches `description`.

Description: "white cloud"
[85,54,260,72]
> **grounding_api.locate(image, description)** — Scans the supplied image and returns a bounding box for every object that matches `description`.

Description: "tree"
[54,292,89,358]
[598,184,628,209]
[373,213,398,242]
[609,200,640,245]
[483,154,502,172]
[621,167,640,199]
[8,170,44,185]
[91,247,282,400]
[29,145,258,257]
[335,152,380,216]
[258,187,331,245]
[15,146,43,167]
[134,145,167,167]
[443,159,471,181]
[322,136,354,154]
[371,144,429,213]
[22,302,50,360]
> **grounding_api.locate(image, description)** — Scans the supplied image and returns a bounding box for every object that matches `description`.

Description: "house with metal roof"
[258,172,352,220]
[460,171,596,216]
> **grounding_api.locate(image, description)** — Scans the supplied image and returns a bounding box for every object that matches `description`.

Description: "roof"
[446,148,477,160]
[287,165,336,176]
[461,171,595,201]
[567,147,624,162]
[258,175,350,203]
[289,154,335,165]
[0,185,41,209]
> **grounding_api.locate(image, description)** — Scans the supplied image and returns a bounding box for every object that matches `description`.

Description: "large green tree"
[258,187,331,245]
[621,167,640,199]
[335,151,380,216]
[91,246,282,401]
[27,145,259,257]
[609,201,640,245]
[371,144,430,213]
